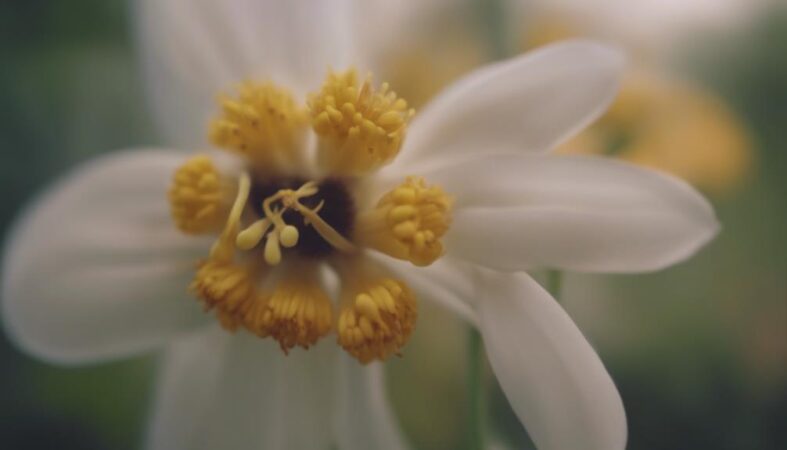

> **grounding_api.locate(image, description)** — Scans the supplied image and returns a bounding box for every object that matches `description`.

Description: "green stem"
[547,269,564,301]
[473,0,513,60]
[466,327,486,450]
[466,3,512,449]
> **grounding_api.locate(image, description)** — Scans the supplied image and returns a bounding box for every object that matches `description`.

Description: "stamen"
[210,81,307,169]
[169,156,229,234]
[308,68,414,175]
[355,177,452,266]
[256,268,333,352]
[337,268,417,364]
[191,259,258,331]
[210,172,251,263]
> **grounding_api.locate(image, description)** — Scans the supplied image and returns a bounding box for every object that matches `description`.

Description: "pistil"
[239,180,357,265]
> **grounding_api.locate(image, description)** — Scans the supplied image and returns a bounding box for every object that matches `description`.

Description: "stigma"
[237,177,357,265]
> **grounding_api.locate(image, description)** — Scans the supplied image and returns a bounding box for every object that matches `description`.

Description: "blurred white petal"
[1,150,210,364]
[425,154,718,272]
[335,356,409,450]
[148,329,336,450]
[136,0,355,148]
[477,269,626,450]
[390,40,623,172]
[523,0,769,54]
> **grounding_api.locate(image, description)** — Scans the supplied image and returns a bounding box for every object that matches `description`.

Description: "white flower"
[1,1,719,450]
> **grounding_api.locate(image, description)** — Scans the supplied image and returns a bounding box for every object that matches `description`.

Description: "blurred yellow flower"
[375,11,486,109]
[557,71,753,194]
[382,41,485,110]
[378,6,754,195]
[524,16,753,195]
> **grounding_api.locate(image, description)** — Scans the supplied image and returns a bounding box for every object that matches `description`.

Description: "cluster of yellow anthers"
[356,177,452,266]
[177,170,342,353]
[190,259,257,331]
[338,278,417,364]
[168,156,227,234]
[191,260,334,353]
[210,81,307,169]
[254,280,334,352]
[169,68,452,362]
[309,69,414,175]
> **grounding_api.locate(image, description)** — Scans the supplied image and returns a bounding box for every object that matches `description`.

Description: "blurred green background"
[0,1,785,449]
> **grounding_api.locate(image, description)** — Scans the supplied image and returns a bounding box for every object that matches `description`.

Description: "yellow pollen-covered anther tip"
[169,156,228,234]
[356,177,452,266]
[209,81,307,168]
[308,68,414,175]
[190,260,257,331]
[338,278,417,364]
[255,279,333,352]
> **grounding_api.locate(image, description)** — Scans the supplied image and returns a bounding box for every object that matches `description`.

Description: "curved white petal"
[477,269,626,450]
[148,329,336,450]
[335,356,410,450]
[136,0,355,148]
[1,150,212,364]
[426,154,719,272]
[390,40,623,172]
[372,254,478,326]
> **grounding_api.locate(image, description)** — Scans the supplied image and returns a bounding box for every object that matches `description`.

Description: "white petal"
[334,355,410,450]
[1,150,211,364]
[148,329,336,450]
[371,254,478,326]
[477,270,626,450]
[391,40,623,172]
[426,154,719,272]
[136,0,355,148]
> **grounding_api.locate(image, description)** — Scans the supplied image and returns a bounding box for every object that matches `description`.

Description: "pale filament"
[210,172,251,262]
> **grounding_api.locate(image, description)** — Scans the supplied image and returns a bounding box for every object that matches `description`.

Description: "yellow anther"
[169,155,228,234]
[338,278,417,364]
[279,225,299,248]
[210,81,307,169]
[191,259,257,331]
[256,276,333,352]
[308,68,414,175]
[355,177,452,266]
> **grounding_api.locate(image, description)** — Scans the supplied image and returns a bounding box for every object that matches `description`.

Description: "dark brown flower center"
[249,176,355,257]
